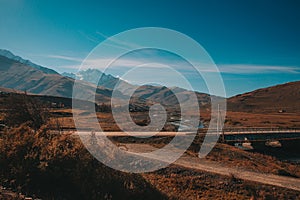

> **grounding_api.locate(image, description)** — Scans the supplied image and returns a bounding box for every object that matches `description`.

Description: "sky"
[0,0,299,97]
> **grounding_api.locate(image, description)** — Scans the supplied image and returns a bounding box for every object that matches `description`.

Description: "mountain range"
[0,49,299,114]
[0,49,215,107]
[62,69,129,90]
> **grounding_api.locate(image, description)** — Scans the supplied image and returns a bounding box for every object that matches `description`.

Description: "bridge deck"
[222,129,300,142]
[69,128,300,142]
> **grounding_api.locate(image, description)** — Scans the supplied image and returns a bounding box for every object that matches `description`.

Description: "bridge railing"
[199,127,300,134]
[222,127,300,134]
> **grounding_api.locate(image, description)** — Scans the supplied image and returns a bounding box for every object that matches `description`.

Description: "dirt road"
[124,143,300,192]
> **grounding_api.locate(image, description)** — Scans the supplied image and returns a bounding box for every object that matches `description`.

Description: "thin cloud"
[46,55,83,62]
[46,53,300,75]
[219,64,300,74]
[96,31,142,50]
[56,57,146,70]
[78,30,101,44]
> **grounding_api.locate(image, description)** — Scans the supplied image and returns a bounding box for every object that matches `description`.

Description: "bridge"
[221,128,300,142]
[70,128,300,142]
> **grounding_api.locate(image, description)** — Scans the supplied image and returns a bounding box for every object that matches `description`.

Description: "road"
[73,131,300,191]
[124,143,300,192]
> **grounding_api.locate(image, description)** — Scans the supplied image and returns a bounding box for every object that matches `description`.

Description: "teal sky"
[0,0,299,96]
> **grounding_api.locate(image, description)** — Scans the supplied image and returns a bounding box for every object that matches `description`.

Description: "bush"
[0,125,165,199]
[3,94,49,129]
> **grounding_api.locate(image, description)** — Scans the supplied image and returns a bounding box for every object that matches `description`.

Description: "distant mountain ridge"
[16,49,300,114]
[0,49,299,115]
[61,69,218,107]
[0,50,213,107]
[0,49,58,75]
[61,69,130,90]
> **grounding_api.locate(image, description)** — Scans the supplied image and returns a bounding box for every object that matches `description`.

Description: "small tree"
[4,93,49,130]
[96,103,111,113]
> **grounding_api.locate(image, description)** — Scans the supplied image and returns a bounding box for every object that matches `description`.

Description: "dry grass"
[0,125,166,199]
[49,108,300,131]
[225,111,300,128]
[143,165,300,200]
[202,143,300,177]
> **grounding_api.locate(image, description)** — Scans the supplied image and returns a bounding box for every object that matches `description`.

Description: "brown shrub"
[0,125,166,199]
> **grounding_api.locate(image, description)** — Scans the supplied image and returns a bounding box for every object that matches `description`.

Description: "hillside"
[227,81,300,114]
[0,49,58,74]
[0,55,116,103]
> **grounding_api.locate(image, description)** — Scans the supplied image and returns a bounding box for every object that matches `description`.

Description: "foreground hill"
[227,81,300,114]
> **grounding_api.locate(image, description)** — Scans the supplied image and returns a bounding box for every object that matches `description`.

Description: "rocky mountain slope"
[0,54,114,103]
[0,49,58,74]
